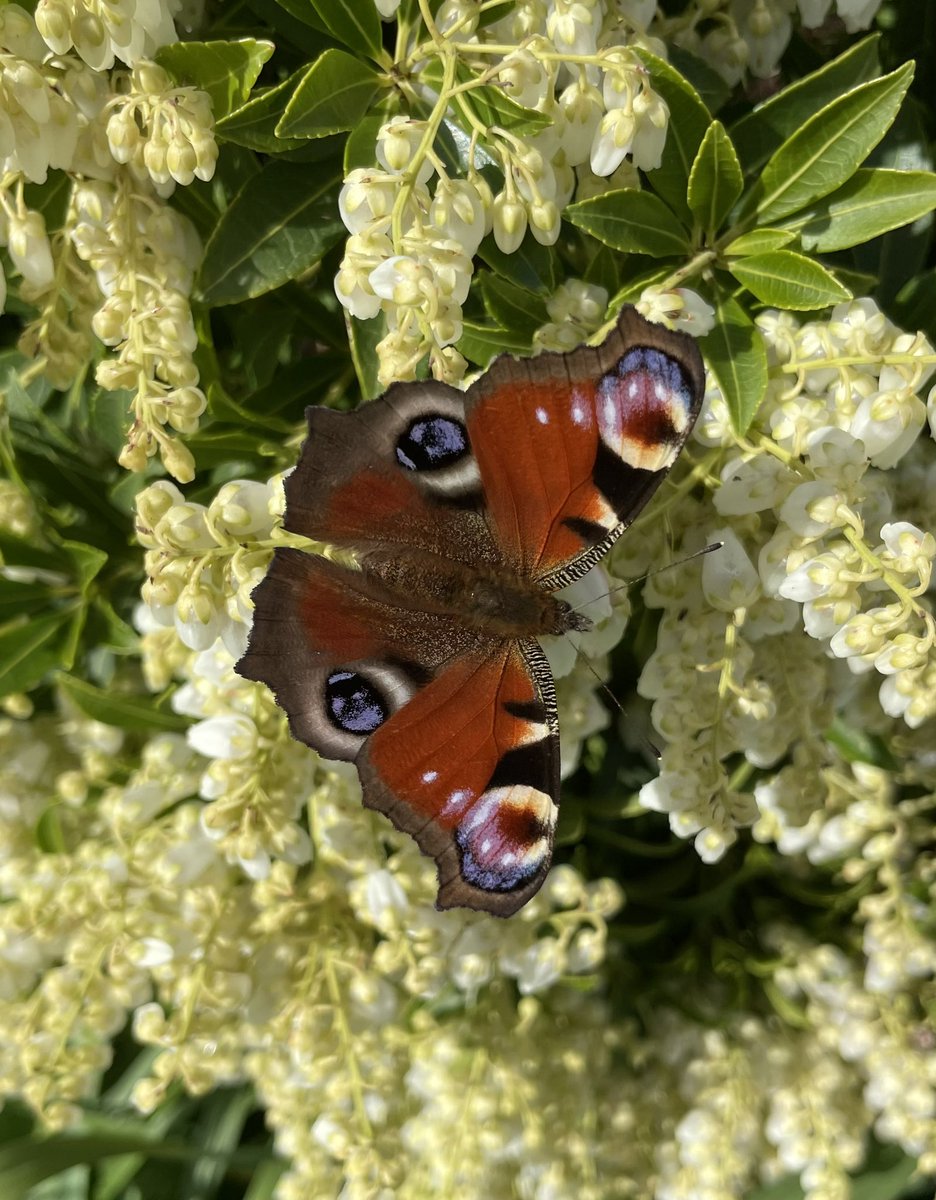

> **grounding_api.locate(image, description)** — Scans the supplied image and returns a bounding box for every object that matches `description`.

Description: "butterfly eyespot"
[396,415,469,472]
[325,670,388,734]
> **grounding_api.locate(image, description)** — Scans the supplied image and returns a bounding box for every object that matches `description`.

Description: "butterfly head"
[552,598,593,635]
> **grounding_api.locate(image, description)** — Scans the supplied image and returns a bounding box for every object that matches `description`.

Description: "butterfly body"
[237,306,705,916]
[358,547,592,639]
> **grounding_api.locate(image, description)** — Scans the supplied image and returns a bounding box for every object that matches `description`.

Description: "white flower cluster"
[0,4,109,313]
[671,0,884,83]
[334,4,670,385]
[106,60,218,195]
[0,5,215,478]
[35,0,180,71]
[773,931,936,1177]
[71,179,207,480]
[135,476,280,657]
[623,299,936,862]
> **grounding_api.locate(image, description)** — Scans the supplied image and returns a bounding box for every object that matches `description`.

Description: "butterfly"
[236,306,705,916]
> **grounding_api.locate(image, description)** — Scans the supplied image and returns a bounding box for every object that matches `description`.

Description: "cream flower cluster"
[35,0,180,71]
[618,299,936,863]
[0,4,108,320]
[666,0,885,83]
[334,5,669,386]
[106,59,217,195]
[0,662,933,1191]
[0,4,215,480]
[70,178,207,480]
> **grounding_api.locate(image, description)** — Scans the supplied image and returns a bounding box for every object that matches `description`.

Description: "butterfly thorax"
[360,548,592,639]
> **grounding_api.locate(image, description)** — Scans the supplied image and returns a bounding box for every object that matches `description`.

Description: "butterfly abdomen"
[360,548,588,640]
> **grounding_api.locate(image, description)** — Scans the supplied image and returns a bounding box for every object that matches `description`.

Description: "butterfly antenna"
[570,541,723,616]
[566,636,628,719]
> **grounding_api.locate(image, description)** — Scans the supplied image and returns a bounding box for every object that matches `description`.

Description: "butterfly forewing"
[465,305,705,587]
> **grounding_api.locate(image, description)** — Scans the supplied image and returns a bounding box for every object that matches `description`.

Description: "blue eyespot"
[396,415,468,471]
[325,671,388,735]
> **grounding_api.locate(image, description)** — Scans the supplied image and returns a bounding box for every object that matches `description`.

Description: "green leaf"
[449,63,550,135]
[56,675,188,733]
[344,98,400,171]
[632,49,712,224]
[155,38,273,121]
[724,228,796,255]
[35,806,67,854]
[0,577,55,620]
[0,608,76,698]
[23,170,71,230]
[731,35,882,173]
[306,0,383,59]
[458,321,531,368]
[269,0,331,34]
[347,310,386,400]
[667,45,733,114]
[477,233,557,293]
[197,163,343,306]
[609,264,675,308]
[63,540,107,593]
[728,250,852,310]
[893,270,936,343]
[276,50,383,138]
[215,72,310,153]
[566,189,690,257]
[0,532,65,574]
[747,63,915,225]
[418,59,551,136]
[479,274,550,336]
[699,291,767,434]
[688,120,743,236]
[786,168,936,252]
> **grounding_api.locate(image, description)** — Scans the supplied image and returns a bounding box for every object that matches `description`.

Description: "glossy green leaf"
[347,310,386,400]
[699,291,767,434]
[198,163,343,306]
[458,321,531,368]
[479,274,550,336]
[215,72,310,152]
[748,63,914,225]
[609,265,674,308]
[731,35,882,173]
[893,270,936,343]
[728,250,852,309]
[418,59,550,135]
[667,45,732,115]
[57,674,188,733]
[724,228,796,256]
[307,0,383,59]
[0,577,56,620]
[688,120,743,235]
[156,38,273,121]
[632,49,712,223]
[566,189,690,257]
[270,0,330,32]
[276,50,383,138]
[343,97,400,172]
[455,66,550,135]
[785,168,936,252]
[477,234,557,293]
[64,540,107,593]
[0,608,76,698]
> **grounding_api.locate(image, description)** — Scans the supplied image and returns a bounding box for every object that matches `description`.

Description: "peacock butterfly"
[236,306,705,916]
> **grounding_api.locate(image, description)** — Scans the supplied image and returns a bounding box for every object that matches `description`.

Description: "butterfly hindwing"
[238,549,560,916]
[359,639,560,916]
